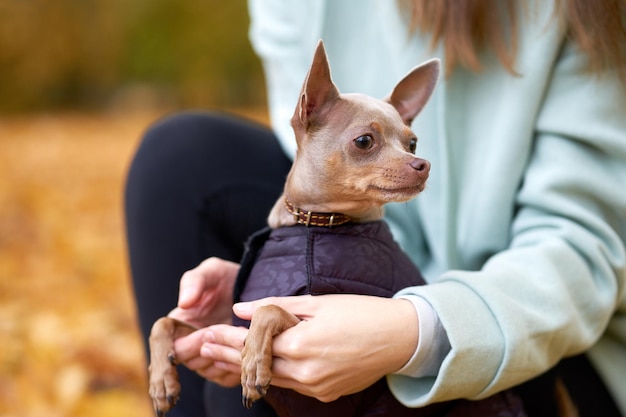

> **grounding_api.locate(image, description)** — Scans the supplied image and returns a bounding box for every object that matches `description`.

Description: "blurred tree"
[0,0,264,113]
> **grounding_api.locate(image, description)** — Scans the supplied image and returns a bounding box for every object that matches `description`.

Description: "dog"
[148,40,528,416]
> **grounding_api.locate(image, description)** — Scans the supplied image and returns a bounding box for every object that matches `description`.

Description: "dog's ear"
[296,40,340,128]
[385,58,440,126]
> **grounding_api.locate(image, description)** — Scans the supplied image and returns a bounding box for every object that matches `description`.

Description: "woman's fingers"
[233,295,318,321]
[173,329,206,363]
[170,257,240,327]
[197,325,248,387]
[201,324,247,365]
[178,257,233,307]
[171,325,244,387]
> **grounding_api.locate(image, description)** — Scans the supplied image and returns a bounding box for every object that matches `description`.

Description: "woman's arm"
[389,37,626,405]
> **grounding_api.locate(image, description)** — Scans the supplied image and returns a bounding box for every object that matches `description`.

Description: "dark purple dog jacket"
[233,221,526,417]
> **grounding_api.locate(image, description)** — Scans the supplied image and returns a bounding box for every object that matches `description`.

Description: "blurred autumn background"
[0,1,267,416]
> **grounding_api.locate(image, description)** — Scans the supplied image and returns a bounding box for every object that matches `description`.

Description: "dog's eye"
[354,135,373,150]
[409,138,417,154]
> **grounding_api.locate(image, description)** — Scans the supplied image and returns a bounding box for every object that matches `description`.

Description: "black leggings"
[125,111,290,417]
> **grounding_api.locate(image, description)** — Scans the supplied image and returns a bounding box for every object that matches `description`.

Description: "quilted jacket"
[233,221,526,417]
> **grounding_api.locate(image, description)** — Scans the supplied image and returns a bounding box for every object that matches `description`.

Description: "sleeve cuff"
[393,295,451,377]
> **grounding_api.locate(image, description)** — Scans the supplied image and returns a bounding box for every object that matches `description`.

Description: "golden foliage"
[0,112,167,417]
[0,1,263,112]
[0,108,268,416]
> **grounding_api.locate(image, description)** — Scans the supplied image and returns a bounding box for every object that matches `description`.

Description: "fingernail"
[233,302,251,314]
[179,287,193,303]
[201,344,212,357]
[203,330,215,343]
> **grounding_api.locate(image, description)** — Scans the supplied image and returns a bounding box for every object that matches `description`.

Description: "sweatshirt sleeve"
[247,0,326,159]
[388,39,626,406]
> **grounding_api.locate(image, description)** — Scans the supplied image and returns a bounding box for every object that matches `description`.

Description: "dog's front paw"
[149,317,194,416]
[240,338,272,409]
[149,351,181,416]
[239,305,301,408]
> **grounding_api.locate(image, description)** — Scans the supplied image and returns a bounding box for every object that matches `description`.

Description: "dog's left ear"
[385,58,440,125]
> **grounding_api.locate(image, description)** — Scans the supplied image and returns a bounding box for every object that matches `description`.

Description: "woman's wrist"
[381,298,420,374]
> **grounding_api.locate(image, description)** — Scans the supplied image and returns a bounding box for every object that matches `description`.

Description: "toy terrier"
[149,40,528,417]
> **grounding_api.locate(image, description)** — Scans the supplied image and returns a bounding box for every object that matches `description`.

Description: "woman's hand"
[168,257,239,328]
[202,294,419,402]
[174,324,246,387]
[167,257,242,387]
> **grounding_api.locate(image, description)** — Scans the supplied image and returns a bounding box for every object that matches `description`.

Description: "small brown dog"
[148,41,528,417]
[236,40,436,411]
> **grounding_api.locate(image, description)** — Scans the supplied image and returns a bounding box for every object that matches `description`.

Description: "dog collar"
[284,198,351,228]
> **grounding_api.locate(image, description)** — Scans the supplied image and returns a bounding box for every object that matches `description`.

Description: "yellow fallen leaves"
[0,112,158,417]
[0,108,268,417]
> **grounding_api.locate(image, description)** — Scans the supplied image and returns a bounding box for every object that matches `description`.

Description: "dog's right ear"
[296,40,340,128]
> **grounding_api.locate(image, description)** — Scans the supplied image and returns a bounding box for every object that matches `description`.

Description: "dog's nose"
[410,158,430,172]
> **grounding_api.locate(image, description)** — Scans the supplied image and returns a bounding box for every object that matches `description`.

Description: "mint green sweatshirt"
[248,0,626,412]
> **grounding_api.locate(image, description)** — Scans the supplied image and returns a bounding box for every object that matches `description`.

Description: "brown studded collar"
[283,198,351,228]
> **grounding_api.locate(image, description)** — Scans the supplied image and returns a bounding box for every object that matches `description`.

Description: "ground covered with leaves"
[0,109,265,417]
[0,112,158,417]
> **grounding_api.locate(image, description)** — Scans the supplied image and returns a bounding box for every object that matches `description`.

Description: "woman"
[125,1,626,416]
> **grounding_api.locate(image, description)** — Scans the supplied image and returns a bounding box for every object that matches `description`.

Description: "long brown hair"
[400,0,626,81]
